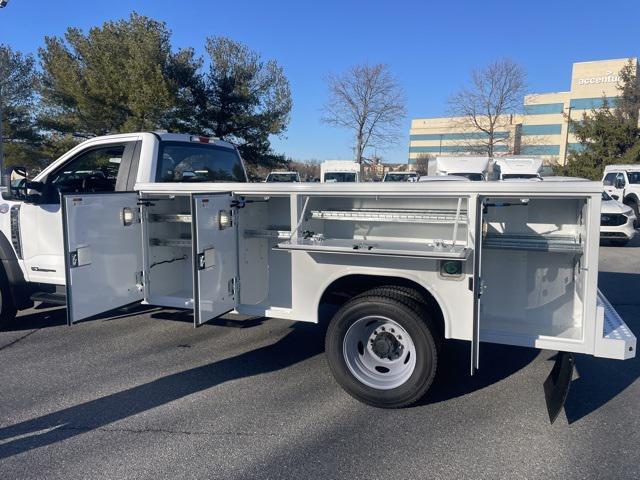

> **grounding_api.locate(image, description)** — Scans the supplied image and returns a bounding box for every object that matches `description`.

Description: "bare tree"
[448,58,526,157]
[323,63,406,164]
[414,153,433,175]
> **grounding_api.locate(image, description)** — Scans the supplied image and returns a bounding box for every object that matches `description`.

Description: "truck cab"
[383,171,419,182]
[265,171,300,182]
[0,132,246,322]
[602,164,640,220]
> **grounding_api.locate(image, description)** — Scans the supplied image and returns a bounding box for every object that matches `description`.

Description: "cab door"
[191,193,238,326]
[62,192,143,324]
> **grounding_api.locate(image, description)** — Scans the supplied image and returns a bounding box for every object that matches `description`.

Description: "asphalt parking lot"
[1,236,639,479]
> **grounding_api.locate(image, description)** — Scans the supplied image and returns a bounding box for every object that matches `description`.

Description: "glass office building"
[409,58,638,165]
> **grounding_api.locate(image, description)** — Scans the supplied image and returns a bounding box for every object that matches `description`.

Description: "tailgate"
[594,290,636,360]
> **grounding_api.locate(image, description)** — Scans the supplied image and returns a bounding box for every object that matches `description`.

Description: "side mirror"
[1,166,28,200]
[2,167,48,203]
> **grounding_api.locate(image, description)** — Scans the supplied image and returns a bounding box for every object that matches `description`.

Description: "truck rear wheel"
[325,291,438,408]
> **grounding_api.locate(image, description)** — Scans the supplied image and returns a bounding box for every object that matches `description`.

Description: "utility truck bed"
[0,132,634,423]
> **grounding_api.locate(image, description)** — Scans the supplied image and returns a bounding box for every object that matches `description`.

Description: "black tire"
[610,239,630,247]
[0,268,17,329]
[325,291,439,408]
[355,285,444,341]
[625,198,640,226]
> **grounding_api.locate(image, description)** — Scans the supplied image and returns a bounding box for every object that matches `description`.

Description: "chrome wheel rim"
[343,315,416,390]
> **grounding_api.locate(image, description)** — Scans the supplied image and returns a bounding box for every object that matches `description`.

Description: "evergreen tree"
[197,37,292,169]
[38,13,201,137]
[0,44,41,170]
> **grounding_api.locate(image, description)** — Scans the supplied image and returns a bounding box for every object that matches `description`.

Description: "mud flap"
[543,351,575,424]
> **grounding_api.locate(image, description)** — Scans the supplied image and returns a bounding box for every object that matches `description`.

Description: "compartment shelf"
[244,229,291,240]
[483,233,583,254]
[310,208,468,224]
[151,238,192,248]
[149,213,192,223]
[276,238,470,259]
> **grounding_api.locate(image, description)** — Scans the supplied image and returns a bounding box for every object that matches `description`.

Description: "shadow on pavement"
[421,340,539,406]
[0,319,325,460]
[564,271,640,423]
[3,307,67,331]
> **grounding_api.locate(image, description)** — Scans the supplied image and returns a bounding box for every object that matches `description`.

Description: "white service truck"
[435,156,490,181]
[0,132,635,422]
[493,157,543,180]
[382,171,419,182]
[265,171,300,183]
[320,160,361,183]
[602,164,640,221]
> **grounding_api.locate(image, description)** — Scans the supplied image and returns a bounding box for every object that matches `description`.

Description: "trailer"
[1,133,635,422]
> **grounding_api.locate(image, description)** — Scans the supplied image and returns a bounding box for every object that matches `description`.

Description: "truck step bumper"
[595,290,636,360]
[30,292,67,306]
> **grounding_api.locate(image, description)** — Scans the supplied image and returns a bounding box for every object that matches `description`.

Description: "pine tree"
[38,13,201,137]
[0,44,41,170]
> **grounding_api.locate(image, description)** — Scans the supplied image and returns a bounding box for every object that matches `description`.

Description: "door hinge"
[228,277,238,298]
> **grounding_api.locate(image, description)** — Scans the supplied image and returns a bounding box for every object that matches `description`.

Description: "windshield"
[502,173,540,180]
[602,191,613,201]
[156,142,246,183]
[451,172,484,181]
[266,173,298,182]
[627,171,640,184]
[385,173,417,182]
[324,172,357,182]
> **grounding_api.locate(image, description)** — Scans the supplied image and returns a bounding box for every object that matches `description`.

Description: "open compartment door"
[62,193,143,324]
[471,195,484,374]
[191,193,238,326]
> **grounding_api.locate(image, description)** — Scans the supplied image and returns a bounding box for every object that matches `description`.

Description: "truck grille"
[601,213,627,227]
[10,204,23,259]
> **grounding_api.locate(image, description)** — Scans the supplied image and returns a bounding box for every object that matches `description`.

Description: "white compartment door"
[62,193,143,324]
[191,193,237,326]
[471,195,484,374]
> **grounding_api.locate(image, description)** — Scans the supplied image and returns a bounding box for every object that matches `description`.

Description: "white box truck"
[493,157,543,180]
[321,160,361,183]
[0,132,635,422]
[435,156,490,181]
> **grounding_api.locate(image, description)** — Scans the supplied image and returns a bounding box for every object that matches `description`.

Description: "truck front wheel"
[325,292,439,408]
[0,271,17,329]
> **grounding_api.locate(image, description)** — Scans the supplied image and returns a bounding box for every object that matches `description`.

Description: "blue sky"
[1,0,638,163]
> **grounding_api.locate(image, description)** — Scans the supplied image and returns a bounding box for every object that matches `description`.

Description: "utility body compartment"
[60,181,635,367]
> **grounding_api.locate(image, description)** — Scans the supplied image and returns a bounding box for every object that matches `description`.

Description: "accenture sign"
[578,70,620,86]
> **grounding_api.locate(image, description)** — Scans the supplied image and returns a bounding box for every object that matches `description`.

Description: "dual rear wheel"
[325,287,440,408]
